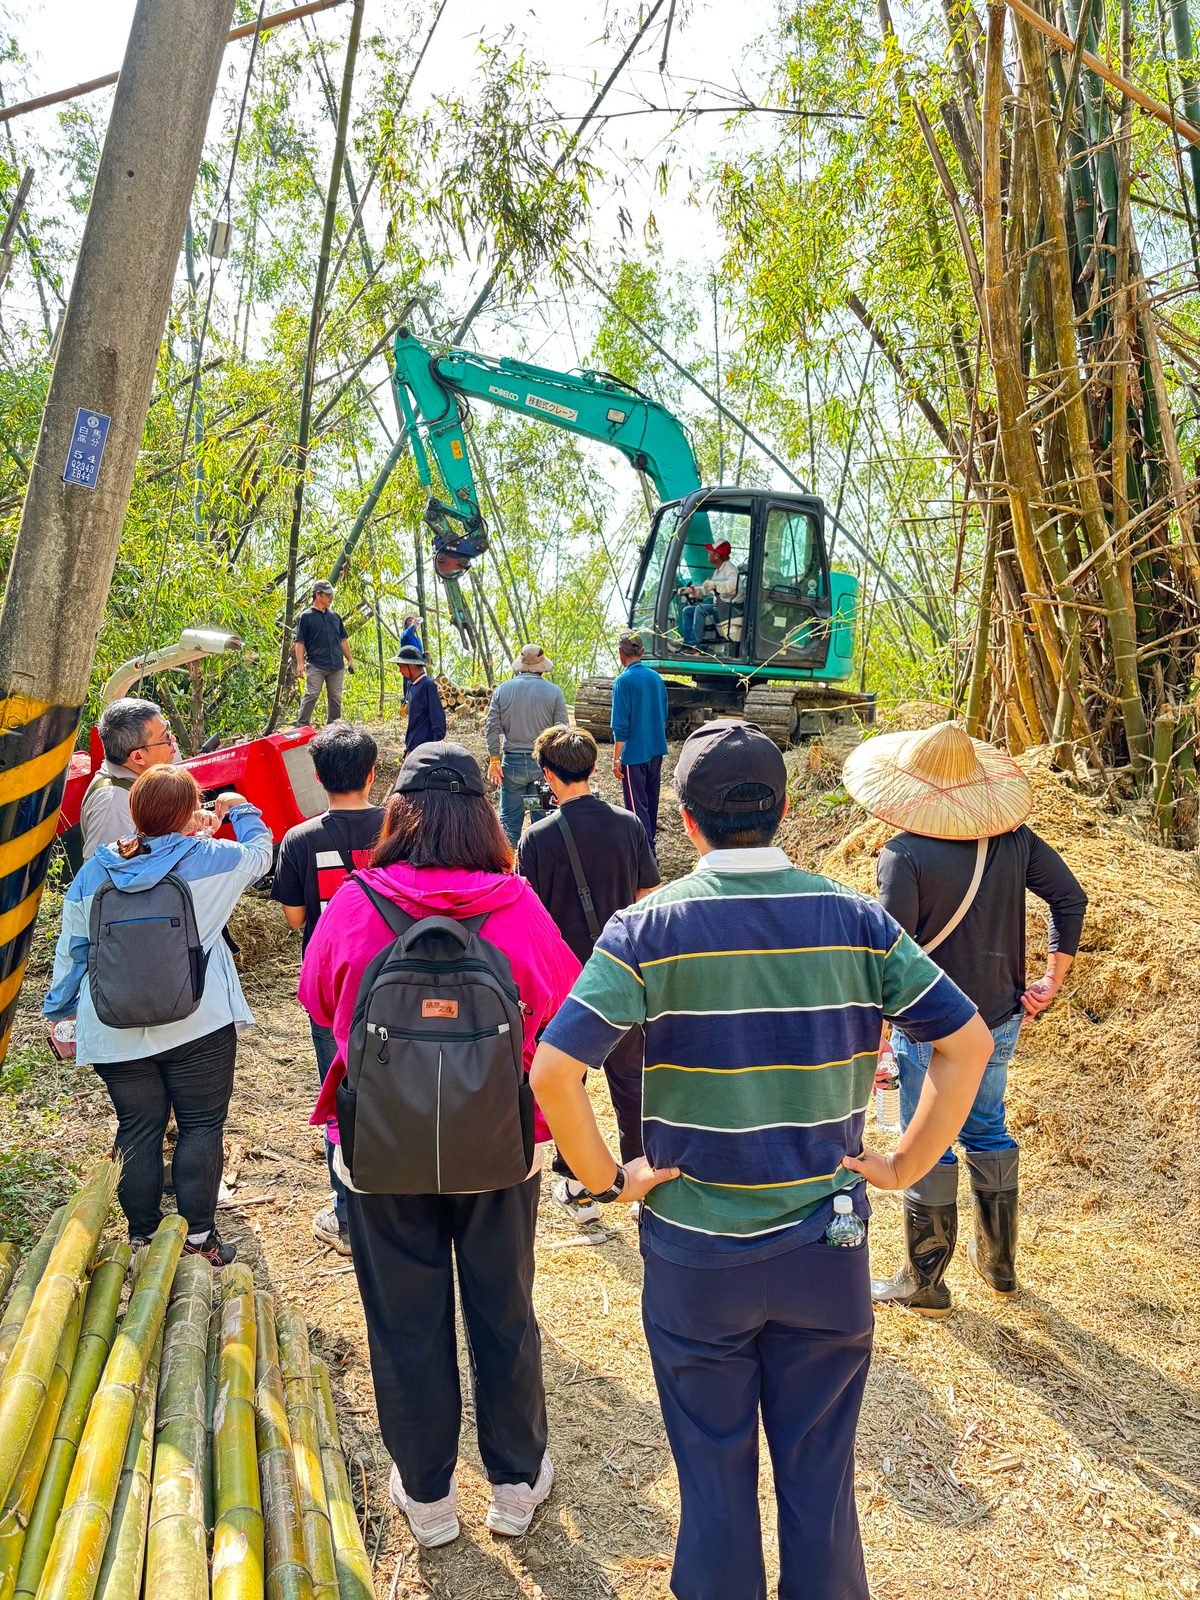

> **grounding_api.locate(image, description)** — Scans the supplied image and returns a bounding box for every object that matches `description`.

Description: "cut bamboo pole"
[204,1299,221,1544]
[212,1267,263,1600]
[254,1294,313,1600]
[145,1255,213,1600]
[277,1311,337,1600]
[0,1166,117,1510]
[0,1288,86,1600]
[0,1247,19,1309]
[34,1214,185,1600]
[310,1360,375,1600]
[93,1327,163,1600]
[13,1243,129,1600]
[0,1208,67,1377]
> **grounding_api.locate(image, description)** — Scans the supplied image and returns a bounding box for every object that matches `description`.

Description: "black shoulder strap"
[350,873,490,940]
[323,812,356,876]
[351,873,416,937]
[555,808,601,940]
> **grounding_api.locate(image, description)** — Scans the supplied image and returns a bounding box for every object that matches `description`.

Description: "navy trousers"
[621,755,663,843]
[641,1234,873,1600]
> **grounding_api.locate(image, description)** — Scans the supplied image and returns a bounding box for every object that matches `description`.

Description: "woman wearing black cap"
[299,743,579,1549]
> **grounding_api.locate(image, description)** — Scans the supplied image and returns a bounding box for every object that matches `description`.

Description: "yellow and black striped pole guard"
[0,696,82,1062]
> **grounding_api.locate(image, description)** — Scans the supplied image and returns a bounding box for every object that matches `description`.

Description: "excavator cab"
[629,488,846,674]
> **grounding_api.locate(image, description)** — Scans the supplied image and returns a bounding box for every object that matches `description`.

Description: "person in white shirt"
[680,540,741,647]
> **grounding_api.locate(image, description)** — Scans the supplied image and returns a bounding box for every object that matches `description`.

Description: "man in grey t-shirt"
[80,698,178,858]
[485,645,568,845]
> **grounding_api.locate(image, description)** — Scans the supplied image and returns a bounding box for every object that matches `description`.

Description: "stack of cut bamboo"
[0,1162,376,1600]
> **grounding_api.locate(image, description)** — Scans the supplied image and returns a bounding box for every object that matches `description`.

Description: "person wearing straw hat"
[485,645,568,846]
[843,722,1088,1315]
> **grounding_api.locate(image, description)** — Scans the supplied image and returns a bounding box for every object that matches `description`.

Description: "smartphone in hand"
[47,1019,77,1061]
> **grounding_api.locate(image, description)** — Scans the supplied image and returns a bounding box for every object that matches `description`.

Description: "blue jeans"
[499,751,545,847]
[681,598,715,646]
[894,1012,1022,1167]
[311,1021,347,1225]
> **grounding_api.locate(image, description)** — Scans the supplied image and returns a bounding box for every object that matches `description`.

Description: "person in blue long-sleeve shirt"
[610,631,669,844]
[399,615,423,701]
[394,646,446,752]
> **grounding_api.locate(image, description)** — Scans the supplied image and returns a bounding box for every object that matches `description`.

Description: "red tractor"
[57,630,323,870]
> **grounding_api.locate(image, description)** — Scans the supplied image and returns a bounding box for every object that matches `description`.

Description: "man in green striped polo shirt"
[532,720,991,1600]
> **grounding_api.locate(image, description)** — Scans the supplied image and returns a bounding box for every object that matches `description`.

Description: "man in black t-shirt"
[516,725,660,1228]
[294,580,353,725]
[272,723,384,1255]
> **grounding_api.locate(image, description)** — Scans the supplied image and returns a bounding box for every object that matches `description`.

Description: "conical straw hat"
[842,723,1032,840]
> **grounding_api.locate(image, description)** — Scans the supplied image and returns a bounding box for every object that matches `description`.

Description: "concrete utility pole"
[0,0,237,1059]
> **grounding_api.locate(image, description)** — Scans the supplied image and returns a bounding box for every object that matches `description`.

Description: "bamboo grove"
[718,0,1200,835]
[0,1163,376,1600]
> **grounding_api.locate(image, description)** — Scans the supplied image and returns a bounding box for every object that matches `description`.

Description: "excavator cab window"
[755,504,830,665]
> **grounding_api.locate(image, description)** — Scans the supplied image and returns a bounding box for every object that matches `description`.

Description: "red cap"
[705,540,732,560]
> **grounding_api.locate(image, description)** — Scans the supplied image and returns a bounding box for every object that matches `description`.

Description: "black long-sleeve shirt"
[404,673,446,753]
[876,825,1087,1028]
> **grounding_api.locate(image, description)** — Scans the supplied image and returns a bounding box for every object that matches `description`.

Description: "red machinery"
[56,630,324,860]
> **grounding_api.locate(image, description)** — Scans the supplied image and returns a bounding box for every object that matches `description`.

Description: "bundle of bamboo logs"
[0,1162,375,1600]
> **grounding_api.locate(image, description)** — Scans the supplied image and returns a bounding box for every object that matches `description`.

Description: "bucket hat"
[841,723,1031,840]
[513,644,553,674]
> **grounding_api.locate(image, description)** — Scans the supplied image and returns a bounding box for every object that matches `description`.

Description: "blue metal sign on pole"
[62,408,111,489]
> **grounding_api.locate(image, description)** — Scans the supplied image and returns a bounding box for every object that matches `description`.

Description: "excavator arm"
[391,326,704,631]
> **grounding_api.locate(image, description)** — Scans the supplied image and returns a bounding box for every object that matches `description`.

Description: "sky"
[6,0,784,404]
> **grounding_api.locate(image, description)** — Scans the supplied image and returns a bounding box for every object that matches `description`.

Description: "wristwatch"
[587,1166,626,1204]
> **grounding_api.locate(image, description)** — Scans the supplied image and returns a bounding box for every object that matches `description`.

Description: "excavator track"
[575,675,872,752]
[574,677,616,743]
[744,683,872,751]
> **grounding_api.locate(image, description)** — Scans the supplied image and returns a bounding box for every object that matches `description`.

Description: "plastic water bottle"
[874,1058,901,1133]
[825,1193,866,1248]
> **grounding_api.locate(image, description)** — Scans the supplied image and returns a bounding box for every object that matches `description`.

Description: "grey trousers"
[298,664,344,725]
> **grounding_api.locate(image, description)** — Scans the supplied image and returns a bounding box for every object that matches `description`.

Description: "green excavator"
[391,327,873,748]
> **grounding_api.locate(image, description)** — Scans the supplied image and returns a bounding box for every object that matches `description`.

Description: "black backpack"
[87,871,208,1028]
[336,876,533,1194]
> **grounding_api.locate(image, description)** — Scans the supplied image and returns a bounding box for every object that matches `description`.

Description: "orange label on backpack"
[422,999,459,1019]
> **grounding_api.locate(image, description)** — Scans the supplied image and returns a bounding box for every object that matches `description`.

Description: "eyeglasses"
[132,731,177,754]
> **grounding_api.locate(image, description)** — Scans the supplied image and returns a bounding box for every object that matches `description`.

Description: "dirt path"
[5,718,1199,1599]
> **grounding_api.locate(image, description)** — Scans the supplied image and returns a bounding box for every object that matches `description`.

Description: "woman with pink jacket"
[299,743,579,1550]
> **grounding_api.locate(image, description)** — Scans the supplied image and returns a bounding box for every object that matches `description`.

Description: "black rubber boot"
[870,1163,959,1318]
[965,1148,1019,1295]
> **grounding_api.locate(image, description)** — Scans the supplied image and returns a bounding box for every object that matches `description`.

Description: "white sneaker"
[486,1454,554,1537]
[388,1464,460,1548]
[551,1177,601,1225]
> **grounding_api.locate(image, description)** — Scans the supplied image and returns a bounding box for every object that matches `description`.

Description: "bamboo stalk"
[1151,709,1178,837]
[0,1247,19,1310]
[12,1244,129,1600]
[255,1295,313,1600]
[0,1166,117,1510]
[0,1209,67,1378]
[94,1327,162,1600]
[310,1360,375,1600]
[34,1215,185,1600]
[145,1255,213,1600]
[277,1311,338,1600]
[0,1288,86,1600]
[212,1267,263,1600]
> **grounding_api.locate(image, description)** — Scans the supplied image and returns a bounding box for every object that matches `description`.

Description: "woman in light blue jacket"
[45,764,272,1264]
